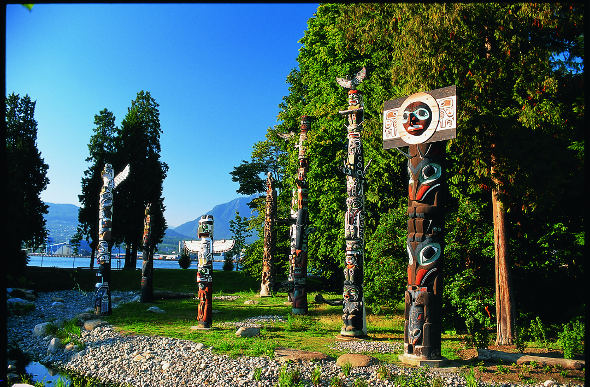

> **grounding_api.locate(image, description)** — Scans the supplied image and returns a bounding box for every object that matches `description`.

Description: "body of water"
[27,255,233,271]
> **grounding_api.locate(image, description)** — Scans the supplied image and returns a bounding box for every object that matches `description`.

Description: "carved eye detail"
[419,163,441,184]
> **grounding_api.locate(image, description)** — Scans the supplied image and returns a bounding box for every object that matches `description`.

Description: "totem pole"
[260,172,276,297]
[288,116,312,315]
[337,67,368,337]
[95,163,130,316]
[382,86,457,364]
[183,215,217,328]
[140,203,154,303]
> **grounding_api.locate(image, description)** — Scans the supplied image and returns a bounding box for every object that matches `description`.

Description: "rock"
[84,319,107,331]
[543,380,557,387]
[51,301,66,308]
[235,327,260,337]
[147,306,165,314]
[76,312,96,322]
[161,361,170,370]
[133,354,145,361]
[33,322,54,337]
[64,343,76,352]
[336,354,375,367]
[48,337,63,353]
[130,295,141,303]
[244,299,256,305]
[8,288,36,301]
[196,343,205,350]
[274,348,330,363]
[7,298,35,315]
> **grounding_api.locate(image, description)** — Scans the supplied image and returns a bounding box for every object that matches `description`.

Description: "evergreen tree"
[77,108,118,269]
[229,210,252,273]
[5,93,49,276]
[114,91,168,269]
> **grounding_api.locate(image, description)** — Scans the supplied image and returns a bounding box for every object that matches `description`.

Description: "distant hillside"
[45,203,79,244]
[174,194,259,243]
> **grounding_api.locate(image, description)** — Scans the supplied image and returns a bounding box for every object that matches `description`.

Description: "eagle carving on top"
[336,67,366,89]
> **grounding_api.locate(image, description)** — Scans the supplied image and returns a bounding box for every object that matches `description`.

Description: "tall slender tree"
[5,93,49,276]
[77,108,118,269]
[113,91,168,269]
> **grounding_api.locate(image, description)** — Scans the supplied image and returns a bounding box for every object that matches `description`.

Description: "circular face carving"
[395,92,440,144]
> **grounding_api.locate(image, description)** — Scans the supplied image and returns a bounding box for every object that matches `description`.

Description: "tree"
[5,93,49,276]
[113,91,168,269]
[77,108,118,269]
[229,210,252,272]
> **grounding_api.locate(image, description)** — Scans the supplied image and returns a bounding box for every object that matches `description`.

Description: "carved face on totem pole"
[198,215,214,239]
[401,102,432,136]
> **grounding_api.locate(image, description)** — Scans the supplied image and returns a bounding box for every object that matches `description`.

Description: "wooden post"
[260,173,276,297]
[140,203,154,303]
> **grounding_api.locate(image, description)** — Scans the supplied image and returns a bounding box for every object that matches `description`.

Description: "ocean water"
[27,255,232,271]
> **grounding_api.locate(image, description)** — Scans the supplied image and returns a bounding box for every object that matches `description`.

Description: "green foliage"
[254,367,262,381]
[5,93,49,276]
[353,378,368,387]
[178,249,191,270]
[229,210,252,264]
[340,361,352,377]
[376,364,389,380]
[557,318,584,359]
[462,367,479,387]
[222,253,234,271]
[445,269,494,348]
[329,376,343,387]
[513,326,527,353]
[392,366,430,387]
[529,316,549,349]
[311,365,322,386]
[276,364,303,387]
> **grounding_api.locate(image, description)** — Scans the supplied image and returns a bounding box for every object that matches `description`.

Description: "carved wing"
[353,67,367,86]
[183,240,205,254]
[277,131,296,140]
[213,239,236,253]
[114,164,131,188]
[336,77,353,89]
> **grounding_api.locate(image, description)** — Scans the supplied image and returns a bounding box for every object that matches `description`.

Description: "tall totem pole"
[195,215,214,328]
[382,86,457,364]
[140,203,154,303]
[95,163,130,316]
[288,116,312,315]
[260,172,276,297]
[337,67,368,337]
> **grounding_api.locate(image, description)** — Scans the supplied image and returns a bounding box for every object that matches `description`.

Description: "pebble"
[7,290,584,387]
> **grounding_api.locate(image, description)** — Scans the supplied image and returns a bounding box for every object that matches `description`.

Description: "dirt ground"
[451,345,586,386]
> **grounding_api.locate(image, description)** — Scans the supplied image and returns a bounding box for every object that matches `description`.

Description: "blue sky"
[6,3,318,227]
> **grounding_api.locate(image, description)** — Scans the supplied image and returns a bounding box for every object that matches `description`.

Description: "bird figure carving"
[336,67,366,89]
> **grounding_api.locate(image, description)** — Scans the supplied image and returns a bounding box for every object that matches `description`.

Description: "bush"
[178,250,191,269]
[223,253,234,271]
[558,318,584,359]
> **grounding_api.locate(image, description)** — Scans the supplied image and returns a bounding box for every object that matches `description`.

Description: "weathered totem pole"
[337,67,368,337]
[287,115,312,315]
[95,163,130,316]
[140,203,154,303]
[195,215,214,328]
[260,172,276,297]
[382,86,457,364]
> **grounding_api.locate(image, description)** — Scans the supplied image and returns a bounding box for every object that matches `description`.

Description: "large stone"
[336,354,375,367]
[51,301,66,309]
[244,299,256,305]
[8,288,36,301]
[7,298,35,315]
[235,327,260,337]
[84,319,107,331]
[398,353,447,367]
[274,347,329,363]
[147,306,165,314]
[33,322,53,337]
[47,337,63,353]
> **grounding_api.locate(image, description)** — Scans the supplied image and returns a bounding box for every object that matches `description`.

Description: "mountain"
[173,194,259,243]
[44,203,80,244]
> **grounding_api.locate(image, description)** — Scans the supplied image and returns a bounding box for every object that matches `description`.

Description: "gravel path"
[7,290,579,387]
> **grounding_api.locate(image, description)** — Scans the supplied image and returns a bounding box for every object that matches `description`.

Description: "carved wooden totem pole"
[337,67,368,337]
[195,215,214,328]
[288,115,312,315]
[260,172,276,297]
[140,203,154,303]
[95,163,130,315]
[383,86,457,364]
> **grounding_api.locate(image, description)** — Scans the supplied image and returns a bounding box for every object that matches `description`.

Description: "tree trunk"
[124,244,132,269]
[491,153,514,345]
[89,246,95,270]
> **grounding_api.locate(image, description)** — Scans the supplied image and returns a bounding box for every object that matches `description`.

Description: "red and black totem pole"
[288,116,312,315]
[383,86,457,364]
[260,172,276,297]
[195,215,214,328]
[140,202,154,303]
[337,67,368,337]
